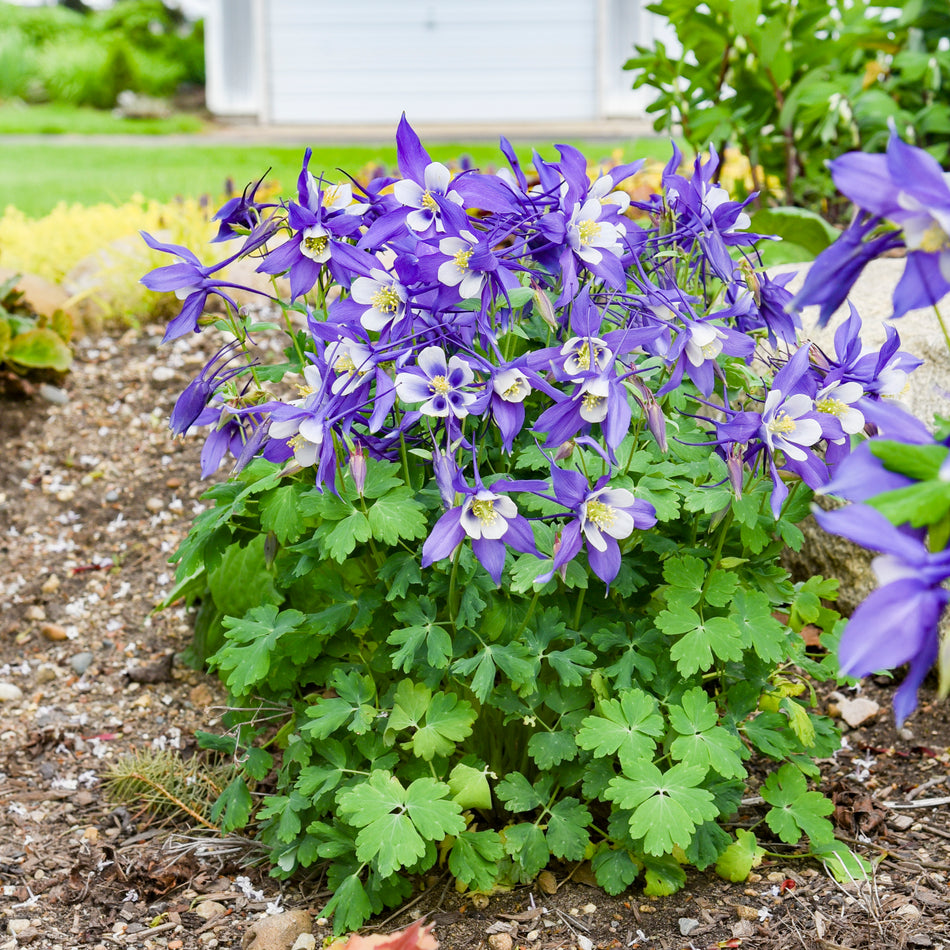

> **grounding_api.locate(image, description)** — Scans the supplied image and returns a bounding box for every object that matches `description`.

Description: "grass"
[0,138,674,218]
[0,101,206,135]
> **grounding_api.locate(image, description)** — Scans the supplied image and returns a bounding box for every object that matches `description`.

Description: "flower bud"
[349,442,367,496]
[554,440,575,462]
[727,443,745,499]
[551,531,569,582]
[531,281,558,329]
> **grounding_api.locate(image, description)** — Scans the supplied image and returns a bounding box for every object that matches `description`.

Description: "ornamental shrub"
[625,0,950,215]
[148,120,924,932]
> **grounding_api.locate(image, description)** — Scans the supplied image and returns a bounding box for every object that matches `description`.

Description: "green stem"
[934,302,950,356]
[572,588,587,630]
[448,546,463,623]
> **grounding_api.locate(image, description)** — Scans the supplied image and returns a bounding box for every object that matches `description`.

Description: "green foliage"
[175,442,845,933]
[0,273,72,374]
[625,0,950,215]
[0,0,204,108]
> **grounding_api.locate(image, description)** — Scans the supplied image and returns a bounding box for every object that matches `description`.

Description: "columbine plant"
[148,118,924,933]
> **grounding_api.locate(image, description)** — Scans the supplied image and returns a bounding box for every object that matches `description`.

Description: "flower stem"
[934,302,950,356]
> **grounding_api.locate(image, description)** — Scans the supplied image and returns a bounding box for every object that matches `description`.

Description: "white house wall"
[264,0,600,125]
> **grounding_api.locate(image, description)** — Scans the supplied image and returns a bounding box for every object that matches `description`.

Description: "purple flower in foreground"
[795,122,950,322]
[170,341,249,435]
[537,468,656,585]
[394,346,477,419]
[814,503,950,725]
[140,230,270,342]
[421,480,538,584]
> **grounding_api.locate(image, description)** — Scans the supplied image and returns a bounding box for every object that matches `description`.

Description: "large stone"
[242,910,313,950]
[0,266,71,319]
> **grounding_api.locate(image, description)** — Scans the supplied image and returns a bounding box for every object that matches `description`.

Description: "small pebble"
[24,605,46,621]
[291,936,316,950]
[105,490,120,503]
[145,496,164,512]
[678,918,700,936]
[70,652,95,675]
[0,683,23,702]
[151,366,177,382]
[38,383,69,405]
[40,575,60,594]
[487,934,512,950]
[195,901,226,920]
[7,921,30,936]
[40,623,69,642]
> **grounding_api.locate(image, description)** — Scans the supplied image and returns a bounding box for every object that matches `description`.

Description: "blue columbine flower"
[394,346,477,420]
[421,478,538,584]
[169,341,250,435]
[814,503,950,725]
[794,122,950,322]
[537,468,656,585]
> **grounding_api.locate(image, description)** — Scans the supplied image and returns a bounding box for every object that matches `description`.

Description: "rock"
[196,900,227,920]
[731,919,756,938]
[291,936,317,950]
[735,904,759,921]
[35,663,61,684]
[0,683,23,702]
[145,497,164,513]
[0,268,71,319]
[836,696,880,728]
[487,935,512,950]
[24,605,46,621]
[678,918,700,936]
[7,921,30,936]
[69,652,95,675]
[40,622,69,642]
[40,575,60,594]
[242,910,312,950]
[151,366,178,383]
[38,384,69,405]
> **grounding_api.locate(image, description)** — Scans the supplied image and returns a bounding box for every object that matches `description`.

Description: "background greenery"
[0,0,204,108]
[0,139,675,218]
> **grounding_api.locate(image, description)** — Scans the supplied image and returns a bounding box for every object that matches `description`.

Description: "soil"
[2,324,950,950]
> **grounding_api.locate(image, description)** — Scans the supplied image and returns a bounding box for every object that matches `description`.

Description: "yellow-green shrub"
[0,195,218,331]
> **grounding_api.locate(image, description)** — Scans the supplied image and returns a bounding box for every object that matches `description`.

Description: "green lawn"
[0,138,674,218]
[0,102,206,136]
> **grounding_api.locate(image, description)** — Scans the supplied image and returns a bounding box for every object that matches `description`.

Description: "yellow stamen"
[574,341,591,370]
[585,499,615,529]
[371,286,401,314]
[816,397,848,418]
[919,223,950,254]
[289,434,305,451]
[335,353,357,375]
[471,497,498,526]
[453,248,473,271]
[421,191,438,212]
[429,375,451,395]
[701,341,720,359]
[503,378,525,400]
[296,383,316,397]
[303,234,328,256]
[578,219,601,246]
[767,411,797,435]
[582,392,605,413]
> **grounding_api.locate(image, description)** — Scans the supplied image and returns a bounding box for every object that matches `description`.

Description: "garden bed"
[1,325,949,950]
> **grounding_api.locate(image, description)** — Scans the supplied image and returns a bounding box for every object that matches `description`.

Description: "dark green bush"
[625,0,950,216]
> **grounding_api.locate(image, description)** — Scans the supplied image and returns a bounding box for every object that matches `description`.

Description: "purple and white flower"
[394,346,477,419]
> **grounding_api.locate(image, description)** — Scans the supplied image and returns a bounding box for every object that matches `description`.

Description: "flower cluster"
[143,117,926,593]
